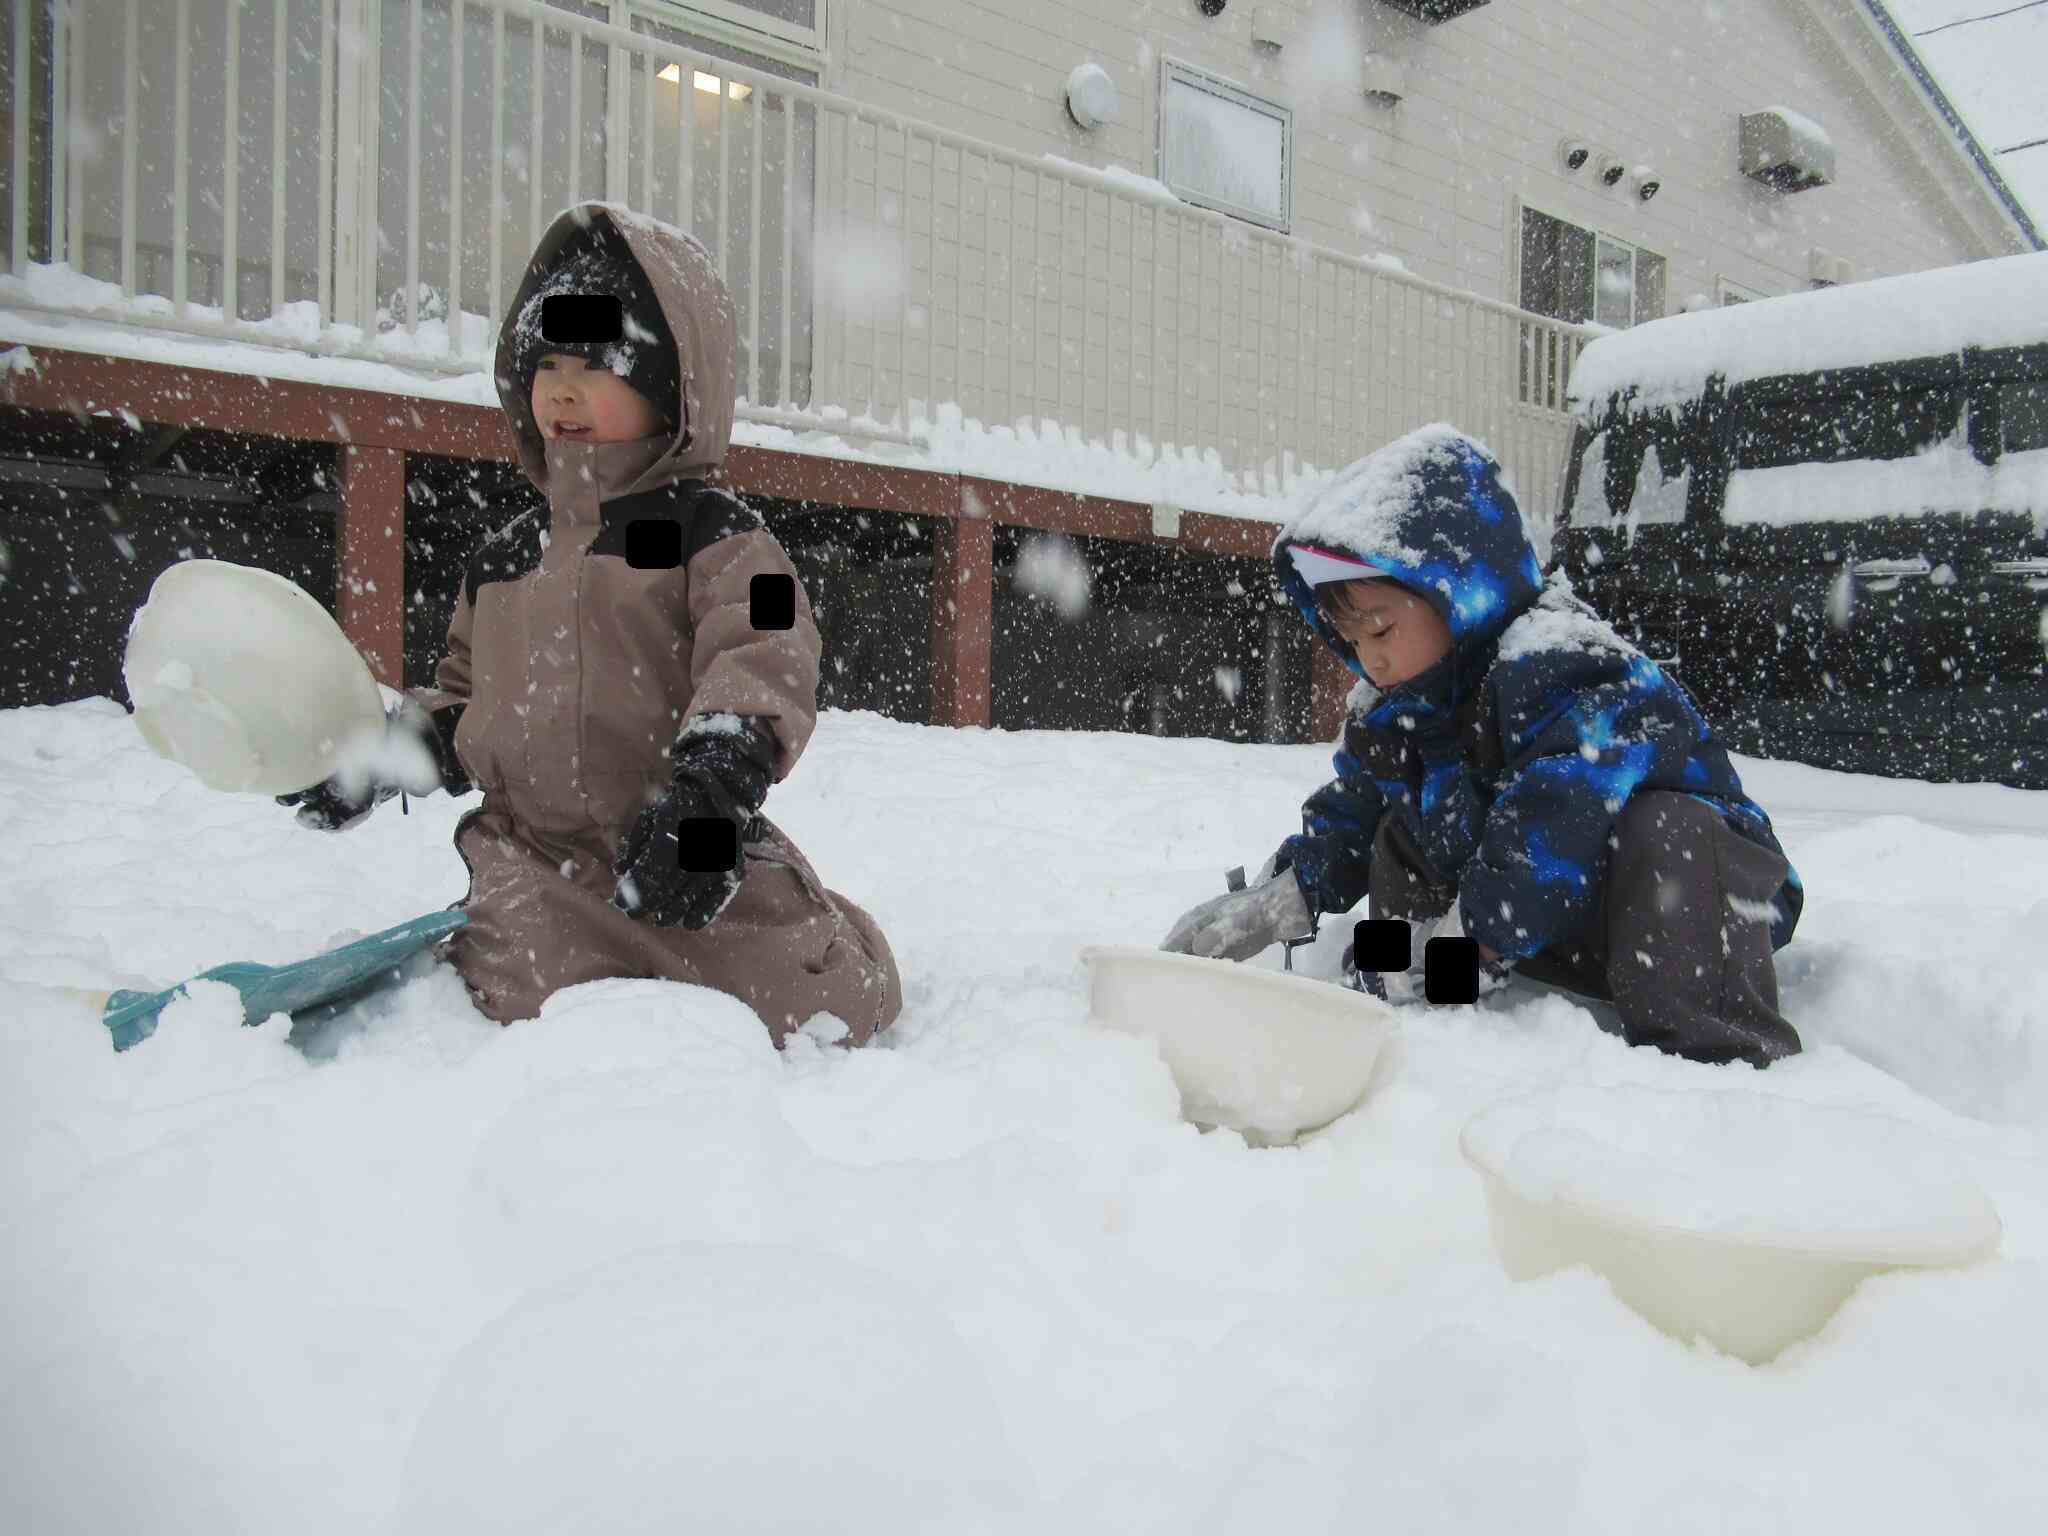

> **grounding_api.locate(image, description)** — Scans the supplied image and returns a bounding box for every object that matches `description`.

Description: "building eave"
[1846,0,2044,251]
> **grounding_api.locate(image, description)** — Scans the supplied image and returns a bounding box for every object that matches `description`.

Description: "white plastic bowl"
[1080,945,1398,1143]
[124,559,387,795]
[1460,1086,2003,1364]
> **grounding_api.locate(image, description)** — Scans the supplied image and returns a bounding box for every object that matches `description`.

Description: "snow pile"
[3,698,2048,1532]
[1567,251,2048,412]
[0,270,1331,523]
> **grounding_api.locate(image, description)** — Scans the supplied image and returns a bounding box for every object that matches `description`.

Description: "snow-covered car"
[1555,252,2048,787]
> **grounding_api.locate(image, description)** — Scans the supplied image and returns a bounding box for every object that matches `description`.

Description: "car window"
[1734,384,1962,470]
[2001,381,2048,454]
[1567,418,1691,529]
[1567,430,1616,526]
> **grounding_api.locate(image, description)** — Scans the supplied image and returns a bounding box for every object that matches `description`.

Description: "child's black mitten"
[610,716,775,930]
[276,700,450,832]
[276,775,399,833]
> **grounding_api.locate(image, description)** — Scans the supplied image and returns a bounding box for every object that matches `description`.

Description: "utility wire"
[1913,0,2048,37]
[1996,134,2048,154]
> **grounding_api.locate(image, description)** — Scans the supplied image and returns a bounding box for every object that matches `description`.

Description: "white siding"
[830,0,2017,312]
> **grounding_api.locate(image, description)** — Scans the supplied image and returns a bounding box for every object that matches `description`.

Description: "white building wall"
[826,0,2013,313]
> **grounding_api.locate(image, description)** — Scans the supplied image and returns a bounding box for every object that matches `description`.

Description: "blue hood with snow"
[1272,426,1546,693]
[1265,425,1802,964]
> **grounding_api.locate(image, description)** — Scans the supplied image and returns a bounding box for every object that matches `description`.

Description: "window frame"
[1517,203,1665,329]
[1156,58,1293,233]
[623,0,824,69]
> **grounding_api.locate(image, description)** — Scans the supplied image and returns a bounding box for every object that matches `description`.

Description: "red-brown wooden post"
[1309,643,1351,743]
[336,445,408,688]
[930,501,993,728]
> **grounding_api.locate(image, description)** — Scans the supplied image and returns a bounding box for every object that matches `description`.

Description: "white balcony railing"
[2,0,1590,521]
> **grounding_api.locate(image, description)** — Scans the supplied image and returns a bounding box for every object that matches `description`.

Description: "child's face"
[530,353,664,444]
[1322,579,1453,688]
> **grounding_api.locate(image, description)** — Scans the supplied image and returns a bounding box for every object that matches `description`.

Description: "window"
[1567,418,1695,531]
[1158,61,1292,231]
[1735,383,1962,470]
[633,0,823,56]
[1718,278,1766,306]
[2000,382,2048,454]
[1521,208,1665,328]
[628,5,820,411]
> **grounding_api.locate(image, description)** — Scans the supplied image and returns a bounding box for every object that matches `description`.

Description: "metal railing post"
[331,0,382,332]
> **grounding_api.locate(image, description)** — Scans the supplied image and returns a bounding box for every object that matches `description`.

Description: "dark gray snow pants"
[1370,790,1802,1069]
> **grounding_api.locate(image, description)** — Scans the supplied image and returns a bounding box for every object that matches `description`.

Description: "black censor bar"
[540,293,623,344]
[675,816,739,873]
[1354,917,1483,1005]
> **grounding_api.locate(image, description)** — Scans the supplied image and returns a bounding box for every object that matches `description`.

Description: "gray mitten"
[1160,862,1313,962]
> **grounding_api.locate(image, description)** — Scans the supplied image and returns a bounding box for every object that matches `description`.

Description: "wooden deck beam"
[2,338,1298,737]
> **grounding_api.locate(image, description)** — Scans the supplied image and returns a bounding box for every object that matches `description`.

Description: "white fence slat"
[566,18,582,225]
[271,0,288,318]
[779,89,793,409]
[715,73,729,284]
[403,0,420,333]
[747,89,763,408]
[526,11,541,261]
[487,4,503,325]
[224,0,240,319]
[317,0,333,318]
[10,0,29,273]
[449,0,465,354]
[172,0,190,314]
[925,131,938,421]
[65,0,83,270]
[675,42,692,236]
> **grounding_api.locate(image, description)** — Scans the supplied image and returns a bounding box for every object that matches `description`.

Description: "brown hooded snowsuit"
[409,203,902,1044]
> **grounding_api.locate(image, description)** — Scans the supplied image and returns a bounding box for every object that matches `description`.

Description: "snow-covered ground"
[3,697,2047,1534]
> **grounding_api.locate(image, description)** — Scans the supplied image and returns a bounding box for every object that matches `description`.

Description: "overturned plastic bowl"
[124,559,387,795]
[1080,945,1398,1143]
[1460,1086,2002,1364]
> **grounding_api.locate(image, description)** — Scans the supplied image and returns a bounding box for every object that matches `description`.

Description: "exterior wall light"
[1065,63,1121,131]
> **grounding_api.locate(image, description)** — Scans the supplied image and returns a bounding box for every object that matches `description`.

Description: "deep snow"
[3,697,2048,1534]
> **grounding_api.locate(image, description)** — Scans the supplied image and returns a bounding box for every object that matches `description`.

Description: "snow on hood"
[1271,425,1547,685]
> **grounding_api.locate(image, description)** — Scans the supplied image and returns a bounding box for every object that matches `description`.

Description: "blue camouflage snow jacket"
[1269,425,1802,964]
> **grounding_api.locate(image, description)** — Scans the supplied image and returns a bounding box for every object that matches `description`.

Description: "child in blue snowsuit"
[1163,425,1805,1069]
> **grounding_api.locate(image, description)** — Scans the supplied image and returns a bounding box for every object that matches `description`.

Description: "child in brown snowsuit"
[282,202,902,1046]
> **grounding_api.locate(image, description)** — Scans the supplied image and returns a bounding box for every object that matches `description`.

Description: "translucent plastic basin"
[1080,945,1398,1143]
[1460,1086,2003,1364]
[125,559,386,795]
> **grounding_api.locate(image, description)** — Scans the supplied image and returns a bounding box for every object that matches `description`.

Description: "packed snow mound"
[5,699,2048,1533]
[391,1245,1032,1536]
